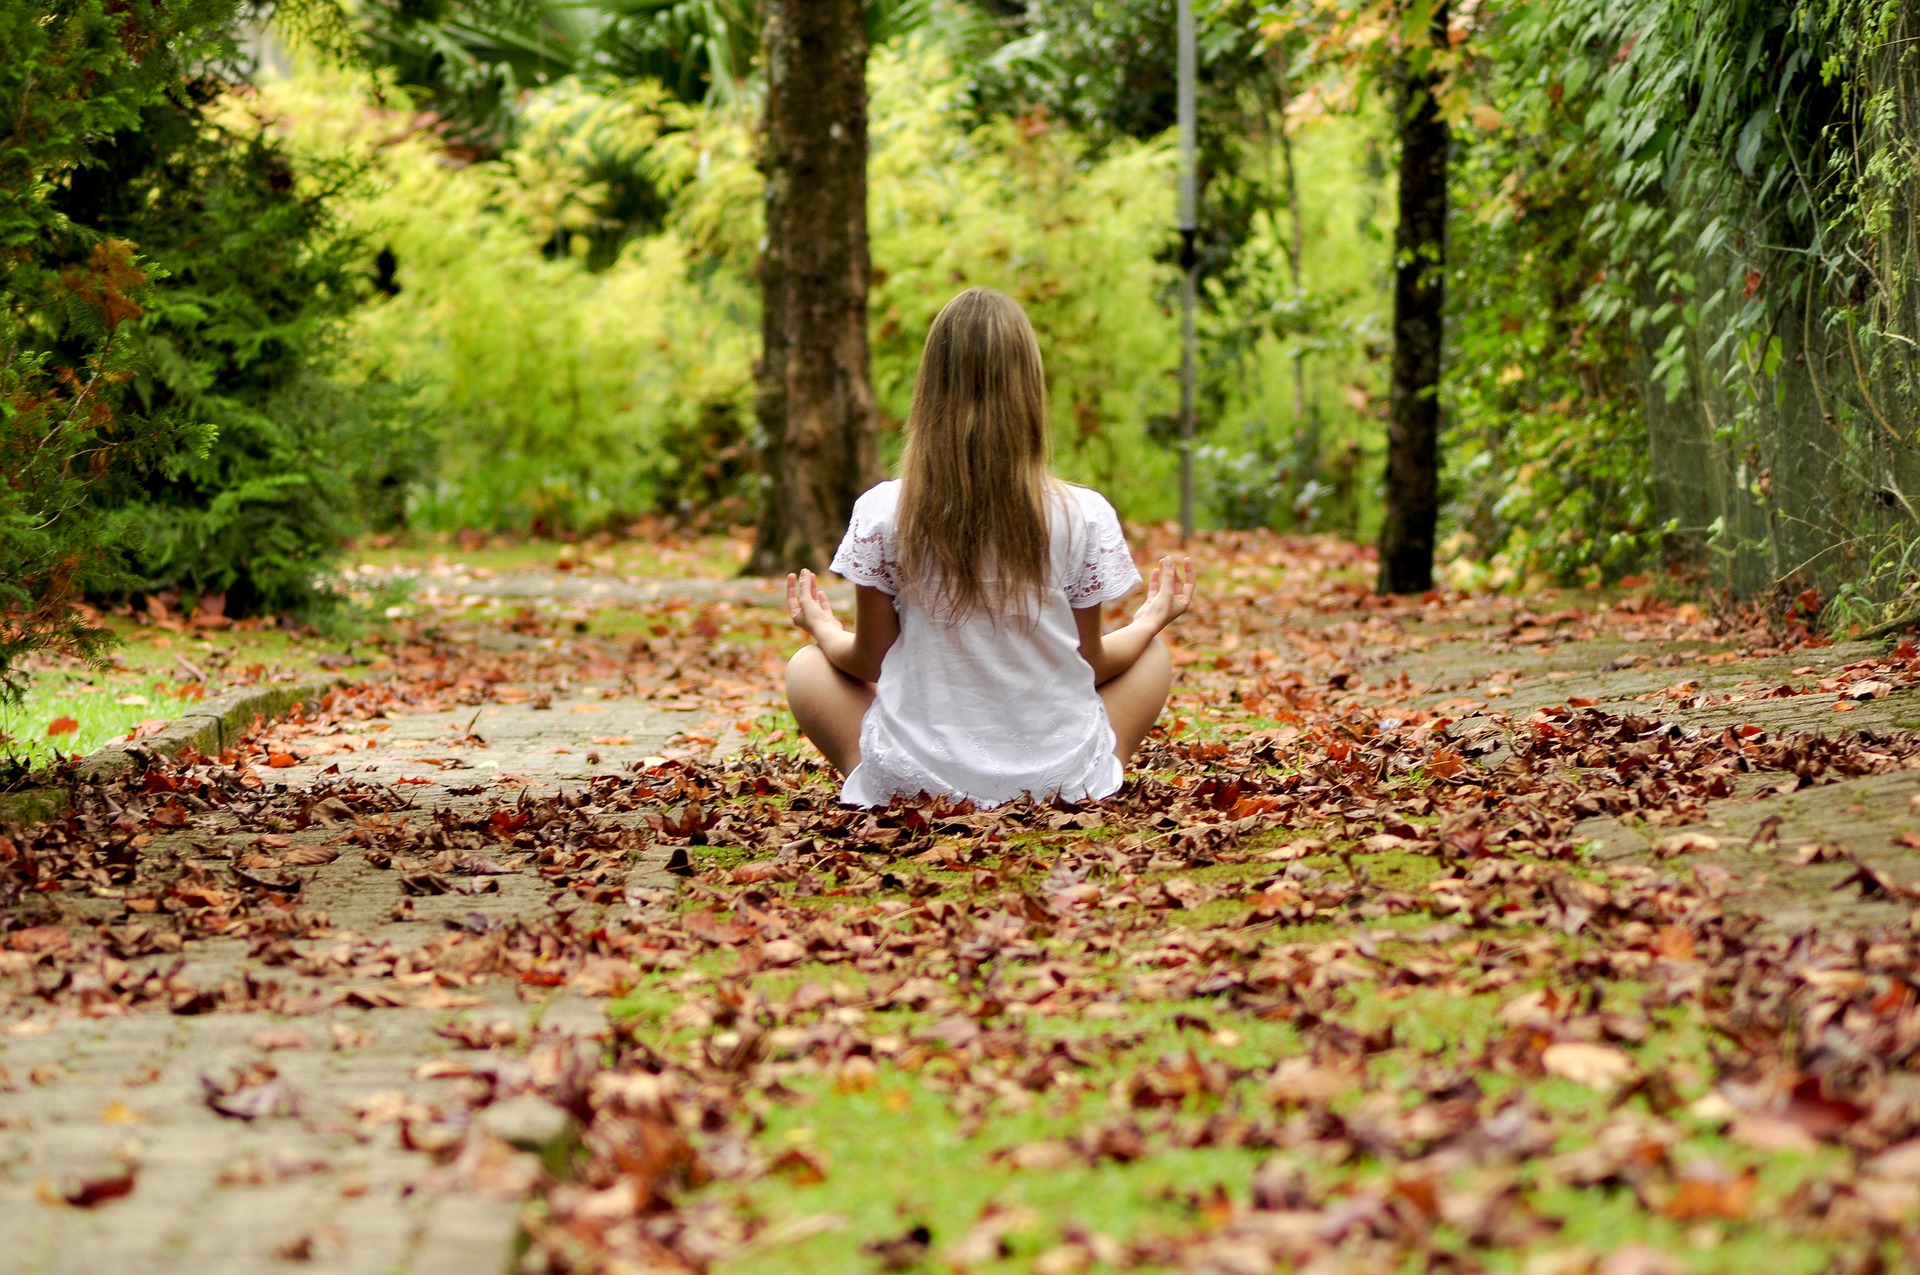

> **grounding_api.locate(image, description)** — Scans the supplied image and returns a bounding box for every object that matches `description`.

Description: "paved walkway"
[0,669,697,1273]
[7,569,1920,1273]
[1377,630,1920,933]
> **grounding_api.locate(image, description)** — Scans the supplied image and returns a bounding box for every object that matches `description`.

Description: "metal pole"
[1176,0,1197,541]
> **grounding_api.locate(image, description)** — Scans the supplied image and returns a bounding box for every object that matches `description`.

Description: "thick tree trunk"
[1376,1,1450,595]
[746,0,880,576]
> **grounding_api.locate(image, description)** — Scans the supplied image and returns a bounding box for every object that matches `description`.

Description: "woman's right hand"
[787,569,844,640]
[1133,556,1195,633]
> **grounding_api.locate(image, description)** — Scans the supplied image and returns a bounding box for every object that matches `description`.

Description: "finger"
[786,573,802,622]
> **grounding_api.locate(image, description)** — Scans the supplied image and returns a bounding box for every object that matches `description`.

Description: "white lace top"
[828,480,1142,809]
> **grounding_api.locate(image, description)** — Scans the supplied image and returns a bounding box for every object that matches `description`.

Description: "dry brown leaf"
[1541,1042,1638,1091]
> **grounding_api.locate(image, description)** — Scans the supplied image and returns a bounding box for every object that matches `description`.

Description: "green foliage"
[1439,7,1663,588]
[283,32,1388,533]
[0,0,234,700]
[977,1,1399,533]
[352,0,949,142]
[319,0,1920,606]
[266,65,760,534]
[1445,0,1920,604]
[2,0,422,724]
[45,43,412,619]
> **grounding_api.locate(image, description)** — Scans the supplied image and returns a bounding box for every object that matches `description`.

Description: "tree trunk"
[1376,0,1450,595]
[746,0,879,576]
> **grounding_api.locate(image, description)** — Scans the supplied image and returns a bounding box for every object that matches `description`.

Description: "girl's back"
[781,285,1191,809]
[830,478,1139,807]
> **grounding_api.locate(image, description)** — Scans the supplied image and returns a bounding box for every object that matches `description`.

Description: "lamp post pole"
[1176,0,1197,540]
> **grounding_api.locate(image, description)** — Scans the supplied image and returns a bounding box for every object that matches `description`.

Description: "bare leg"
[1099,636,1173,762]
[785,645,874,775]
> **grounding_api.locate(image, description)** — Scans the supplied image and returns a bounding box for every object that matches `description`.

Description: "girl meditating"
[784,286,1196,808]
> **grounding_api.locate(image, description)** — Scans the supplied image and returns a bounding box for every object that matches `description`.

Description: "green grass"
[0,526,767,768]
[719,1068,1272,1274]
[0,619,347,765]
[674,973,1855,1273]
[592,784,1882,1274]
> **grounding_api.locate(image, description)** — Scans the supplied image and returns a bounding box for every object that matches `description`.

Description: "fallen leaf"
[99,1100,143,1125]
[1542,1042,1638,1091]
[769,1146,829,1185]
[249,1029,312,1051]
[57,1163,137,1208]
[280,845,340,867]
[1655,832,1719,857]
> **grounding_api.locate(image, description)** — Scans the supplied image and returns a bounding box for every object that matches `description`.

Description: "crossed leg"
[1098,636,1173,761]
[785,637,1173,778]
[785,644,873,776]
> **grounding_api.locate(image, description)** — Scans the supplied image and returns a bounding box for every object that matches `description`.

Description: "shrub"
[0,0,233,698]
[3,0,414,705]
[66,70,413,616]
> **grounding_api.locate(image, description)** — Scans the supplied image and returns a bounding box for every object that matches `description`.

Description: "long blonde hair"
[896,288,1055,621]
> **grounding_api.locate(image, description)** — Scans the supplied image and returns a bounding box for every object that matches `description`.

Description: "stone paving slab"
[1384,633,1890,724]
[0,636,720,1274]
[0,995,569,1275]
[265,692,680,793]
[1374,626,1920,932]
[1575,766,1920,934]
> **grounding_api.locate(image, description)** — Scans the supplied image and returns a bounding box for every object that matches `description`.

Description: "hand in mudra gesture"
[1134,556,1195,633]
[786,569,843,639]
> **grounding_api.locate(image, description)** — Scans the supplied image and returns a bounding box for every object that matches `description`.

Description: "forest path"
[0,576,760,1275]
[398,562,1920,984]
[10,546,1920,1273]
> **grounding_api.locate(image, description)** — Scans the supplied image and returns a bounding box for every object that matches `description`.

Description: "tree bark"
[1376,0,1450,595]
[746,0,880,576]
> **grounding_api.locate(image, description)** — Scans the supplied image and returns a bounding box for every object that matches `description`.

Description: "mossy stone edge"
[0,676,350,828]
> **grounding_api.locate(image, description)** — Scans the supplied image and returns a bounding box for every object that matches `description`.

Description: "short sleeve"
[830,484,899,594]
[1063,491,1141,608]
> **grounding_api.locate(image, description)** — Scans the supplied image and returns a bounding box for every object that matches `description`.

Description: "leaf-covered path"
[8,535,1920,1274]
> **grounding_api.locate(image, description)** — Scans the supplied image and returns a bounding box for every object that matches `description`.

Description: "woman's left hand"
[1134,556,1196,633]
[786,569,844,639]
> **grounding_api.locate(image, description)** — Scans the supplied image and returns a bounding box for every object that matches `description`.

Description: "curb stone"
[0,674,352,827]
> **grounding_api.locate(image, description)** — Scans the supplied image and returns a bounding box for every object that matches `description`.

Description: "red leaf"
[145,800,190,829]
[489,809,531,836]
[1426,746,1466,780]
[61,1164,137,1208]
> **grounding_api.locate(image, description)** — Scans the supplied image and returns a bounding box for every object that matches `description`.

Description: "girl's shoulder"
[850,479,904,525]
[834,481,904,593]
[1052,480,1123,529]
